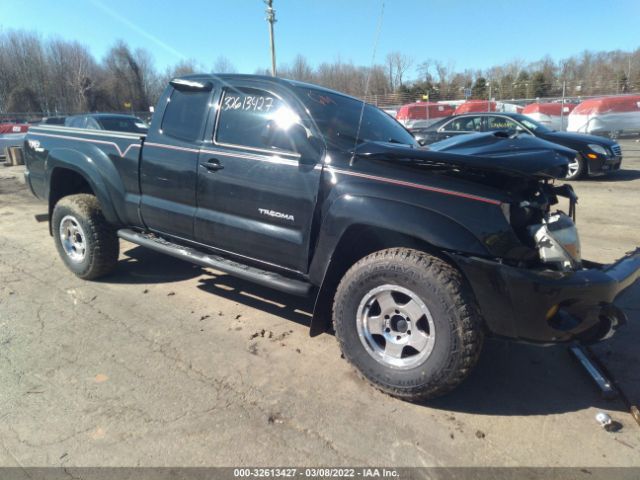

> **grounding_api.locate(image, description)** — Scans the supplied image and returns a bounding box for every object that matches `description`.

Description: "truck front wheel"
[333,248,483,401]
[52,194,119,280]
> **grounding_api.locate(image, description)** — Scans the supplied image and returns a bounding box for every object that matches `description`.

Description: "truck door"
[139,81,214,239]
[194,83,323,273]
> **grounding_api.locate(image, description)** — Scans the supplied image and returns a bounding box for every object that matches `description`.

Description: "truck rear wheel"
[333,248,483,401]
[52,194,119,280]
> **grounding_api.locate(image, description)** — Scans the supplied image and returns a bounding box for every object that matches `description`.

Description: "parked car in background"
[396,102,455,128]
[428,128,576,158]
[568,95,640,138]
[453,100,525,115]
[522,102,576,131]
[64,113,149,134]
[39,116,67,125]
[0,122,29,159]
[454,100,497,114]
[0,122,28,134]
[411,112,622,179]
[495,102,524,114]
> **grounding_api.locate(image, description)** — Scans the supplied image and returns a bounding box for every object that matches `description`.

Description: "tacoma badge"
[258,208,294,222]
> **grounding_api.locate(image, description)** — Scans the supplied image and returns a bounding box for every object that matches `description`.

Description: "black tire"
[333,248,483,401]
[52,194,119,280]
[565,154,585,180]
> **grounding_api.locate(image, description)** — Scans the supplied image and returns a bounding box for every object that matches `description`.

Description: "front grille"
[611,144,622,156]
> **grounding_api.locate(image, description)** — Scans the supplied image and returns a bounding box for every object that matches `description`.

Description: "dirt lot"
[1,141,639,467]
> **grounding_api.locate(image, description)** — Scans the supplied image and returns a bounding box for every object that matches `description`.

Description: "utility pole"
[560,80,566,131]
[488,81,492,111]
[264,0,277,77]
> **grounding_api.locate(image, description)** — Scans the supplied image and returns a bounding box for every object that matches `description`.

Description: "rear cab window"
[161,88,211,142]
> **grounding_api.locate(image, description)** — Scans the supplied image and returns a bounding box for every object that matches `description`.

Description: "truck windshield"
[295,87,417,149]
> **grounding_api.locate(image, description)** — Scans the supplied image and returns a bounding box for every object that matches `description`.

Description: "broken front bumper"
[449,248,640,343]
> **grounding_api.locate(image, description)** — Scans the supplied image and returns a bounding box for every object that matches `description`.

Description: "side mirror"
[417,138,428,147]
[262,121,320,162]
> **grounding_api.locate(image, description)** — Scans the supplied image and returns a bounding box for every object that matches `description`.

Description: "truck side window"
[215,87,294,152]
[161,88,210,142]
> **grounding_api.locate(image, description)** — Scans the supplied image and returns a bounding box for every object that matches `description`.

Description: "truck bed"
[24,125,145,226]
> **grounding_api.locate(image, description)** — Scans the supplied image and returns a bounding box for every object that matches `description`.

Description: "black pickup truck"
[23,74,640,400]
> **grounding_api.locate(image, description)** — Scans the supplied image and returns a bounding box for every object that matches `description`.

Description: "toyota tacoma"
[23,74,640,400]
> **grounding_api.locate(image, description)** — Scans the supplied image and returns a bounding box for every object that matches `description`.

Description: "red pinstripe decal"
[144,141,199,154]
[30,131,140,158]
[332,168,502,205]
[31,131,501,205]
[145,142,300,166]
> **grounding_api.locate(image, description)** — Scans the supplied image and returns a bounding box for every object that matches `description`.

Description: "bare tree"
[417,60,433,83]
[101,41,153,111]
[0,28,639,116]
[0,31,50,113]
[48,39,97,112]
[386,51,413,91]
[167,59,199,77]
[212,55,237,74]
[288,54,314,82]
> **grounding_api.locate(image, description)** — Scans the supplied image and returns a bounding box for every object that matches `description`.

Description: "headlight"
[528,213,581,270]
[588,144,608,156]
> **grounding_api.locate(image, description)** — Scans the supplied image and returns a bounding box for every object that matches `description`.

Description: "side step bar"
[117,229,312,296]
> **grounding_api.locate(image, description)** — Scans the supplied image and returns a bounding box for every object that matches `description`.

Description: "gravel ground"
[0,140,638,467]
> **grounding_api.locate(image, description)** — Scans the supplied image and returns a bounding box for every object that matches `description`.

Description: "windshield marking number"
[223,94,274,112]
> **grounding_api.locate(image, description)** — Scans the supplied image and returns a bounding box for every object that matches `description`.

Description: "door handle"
[201,158,224,171]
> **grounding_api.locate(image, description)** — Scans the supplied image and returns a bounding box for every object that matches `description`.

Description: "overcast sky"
[3,0,639,77]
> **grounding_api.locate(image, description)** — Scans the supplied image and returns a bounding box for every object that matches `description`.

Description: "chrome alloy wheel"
[59,215,87,263]
[566,157,581,178]
[356,284,436,369]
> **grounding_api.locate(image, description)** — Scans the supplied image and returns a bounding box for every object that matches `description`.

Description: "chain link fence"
[2,88,639,137]
[363,90,640,111]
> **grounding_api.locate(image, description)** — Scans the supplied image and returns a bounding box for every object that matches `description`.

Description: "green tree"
[617,71,629,93]
[471,77,488,99]
[513,71,530,98]
[531,71,550,98]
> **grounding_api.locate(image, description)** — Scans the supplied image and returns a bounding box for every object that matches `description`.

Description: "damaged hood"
[355,132,575,179]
